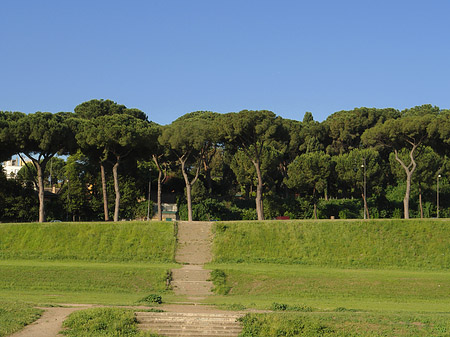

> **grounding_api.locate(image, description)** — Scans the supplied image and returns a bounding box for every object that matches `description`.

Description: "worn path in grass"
[8,305,93,337]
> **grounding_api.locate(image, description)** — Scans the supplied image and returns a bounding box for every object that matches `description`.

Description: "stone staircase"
[137,221,243,336]
[136,312,242,337]
[172,221,214,301]
[171,265,213,297]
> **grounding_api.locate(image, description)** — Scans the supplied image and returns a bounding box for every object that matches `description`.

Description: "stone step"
[136,311,242,322]
[138,327,242,336]
[143,332,240,336]
[139,323,242,334]
[172,268,211,281]
[136,312,242,337]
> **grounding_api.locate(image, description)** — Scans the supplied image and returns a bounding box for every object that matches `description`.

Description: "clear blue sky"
[1,0,449,125]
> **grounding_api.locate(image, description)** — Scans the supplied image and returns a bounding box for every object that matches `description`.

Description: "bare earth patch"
[9,305,93,337]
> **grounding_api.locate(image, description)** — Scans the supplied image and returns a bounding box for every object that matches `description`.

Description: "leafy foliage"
[138,294,162,304]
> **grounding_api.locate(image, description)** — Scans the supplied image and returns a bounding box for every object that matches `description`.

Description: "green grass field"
[0,260,178,305]
[0,221,178,304]
[0,221,177,336]
[1,219,450,336]
[205,263,450,312]
[209,219,450,336]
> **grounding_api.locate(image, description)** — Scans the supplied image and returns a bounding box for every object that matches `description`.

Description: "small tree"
[160,113,217,222]
[74,99,149,221]
[78,114,152,222]
[149,124,172,221]
[221,110,282,220]
[389,146,443,218]
[285,151,331,219]
[8,112,75,222]
[362,112,435,218]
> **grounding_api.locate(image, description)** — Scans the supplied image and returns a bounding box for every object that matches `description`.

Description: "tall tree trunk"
[180,156,200,222]
[186,182,193,221]
[419,187,423,219]
[112,157,120,222]
[313,188,317,220]
[404,171,412,219]
[252,159,265,221]
[394,148,417,220]
[100,162,109,221]
[157,169,162,221]
[19,154,47,222]
[36,163,45,223]
[152,155,165,222]
[362,193,370,219]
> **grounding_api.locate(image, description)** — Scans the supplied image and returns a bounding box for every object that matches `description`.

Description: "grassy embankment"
[208,219,450,336]
[0,221,177,336]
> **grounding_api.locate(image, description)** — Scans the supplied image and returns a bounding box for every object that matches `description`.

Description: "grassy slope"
[212,219,450,269]
[0,221,178,306]
[209,219,450,313]
[211,219,450,335]
[0,221,176,262]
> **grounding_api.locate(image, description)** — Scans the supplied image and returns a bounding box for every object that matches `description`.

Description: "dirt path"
[9,305,93,337]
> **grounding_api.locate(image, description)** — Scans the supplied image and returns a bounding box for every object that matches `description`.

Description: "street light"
[437,174,441,218]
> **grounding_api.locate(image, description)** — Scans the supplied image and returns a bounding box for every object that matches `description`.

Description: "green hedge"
[0,221,176,262]
[212,220,450,269]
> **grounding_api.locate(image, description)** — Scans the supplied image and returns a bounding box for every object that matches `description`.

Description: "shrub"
[318,198,361,219]
[138,294,162,305]
[239,313,333,337]
[271,303,314,312]
[271,302,288,311]
[209,269,231,295]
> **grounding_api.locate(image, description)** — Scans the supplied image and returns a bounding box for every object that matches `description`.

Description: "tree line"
[1,100,449,222]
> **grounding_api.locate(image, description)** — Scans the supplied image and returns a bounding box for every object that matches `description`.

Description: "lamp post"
[437,174,441,218]
[361,158,367,220]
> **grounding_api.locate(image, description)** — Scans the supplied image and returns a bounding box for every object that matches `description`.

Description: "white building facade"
[2,156,25,179]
